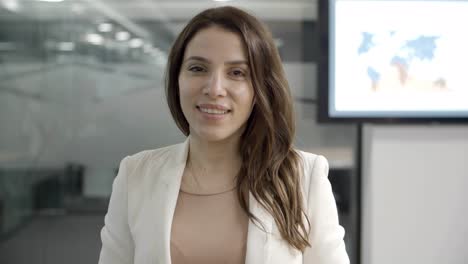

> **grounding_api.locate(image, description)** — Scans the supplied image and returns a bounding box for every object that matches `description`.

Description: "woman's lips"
[197,103,231,111]
[196,105,230,121]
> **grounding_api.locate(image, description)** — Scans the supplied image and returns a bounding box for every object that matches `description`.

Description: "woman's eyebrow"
[184,56,248,65]
[225,60,248,66]
[185,56,210,63]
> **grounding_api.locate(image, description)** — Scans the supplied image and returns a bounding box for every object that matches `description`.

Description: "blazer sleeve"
[303,155,350,264]
[98,156,135,264]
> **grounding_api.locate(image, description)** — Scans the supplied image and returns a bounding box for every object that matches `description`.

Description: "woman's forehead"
[183,26,248,62]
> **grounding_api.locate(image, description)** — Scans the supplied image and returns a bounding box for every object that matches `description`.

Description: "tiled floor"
[0,214,105,264]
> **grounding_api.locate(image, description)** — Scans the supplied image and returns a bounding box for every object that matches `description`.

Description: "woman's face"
[178,26,255,143]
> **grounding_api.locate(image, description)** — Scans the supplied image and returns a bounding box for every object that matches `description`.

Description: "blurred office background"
[6,0,464,263]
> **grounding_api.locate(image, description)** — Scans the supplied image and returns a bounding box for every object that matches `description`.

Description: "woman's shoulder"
[119,141,186,177]
[126,144,173,160]
[294,149,330,195]
[295,149,329,177]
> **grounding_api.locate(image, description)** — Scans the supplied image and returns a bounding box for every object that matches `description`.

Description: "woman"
[99,6,349,264]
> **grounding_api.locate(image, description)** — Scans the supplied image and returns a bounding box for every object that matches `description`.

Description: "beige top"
[170,187,249,264]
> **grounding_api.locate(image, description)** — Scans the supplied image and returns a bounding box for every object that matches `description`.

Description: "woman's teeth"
[199,108,229,114]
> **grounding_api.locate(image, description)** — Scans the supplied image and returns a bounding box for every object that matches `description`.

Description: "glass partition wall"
[0,1,359,263]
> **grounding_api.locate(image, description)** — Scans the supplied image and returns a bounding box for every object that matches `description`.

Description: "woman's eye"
[231,69,246,77]
[188,66,205,72]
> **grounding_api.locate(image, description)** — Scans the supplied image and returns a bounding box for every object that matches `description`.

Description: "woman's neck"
[185,135,242,191]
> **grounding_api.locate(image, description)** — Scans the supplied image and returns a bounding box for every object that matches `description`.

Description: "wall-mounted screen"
[318,0,468,122]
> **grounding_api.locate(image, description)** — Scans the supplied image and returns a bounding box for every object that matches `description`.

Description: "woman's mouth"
[196,106,231,120]
[198,106,230,114]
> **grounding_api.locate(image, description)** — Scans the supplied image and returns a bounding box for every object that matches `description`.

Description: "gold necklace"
[179,185,237,196]
[181,159,237,196]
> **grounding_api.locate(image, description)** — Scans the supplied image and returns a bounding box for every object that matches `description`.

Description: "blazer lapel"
[149,136,273,264]
[151,137,189,264]
[245,192,273,264]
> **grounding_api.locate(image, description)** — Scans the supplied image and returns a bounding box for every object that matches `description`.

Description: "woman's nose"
[204,71,227,98]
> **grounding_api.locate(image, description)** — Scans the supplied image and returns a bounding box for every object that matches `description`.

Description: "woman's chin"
[191,129,237,143]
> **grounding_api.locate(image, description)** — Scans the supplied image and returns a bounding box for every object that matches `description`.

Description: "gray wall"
[362,125,468,264]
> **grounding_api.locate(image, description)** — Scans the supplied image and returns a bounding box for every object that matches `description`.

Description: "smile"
[199,107,229,115]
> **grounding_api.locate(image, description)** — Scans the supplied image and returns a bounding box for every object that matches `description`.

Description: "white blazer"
[98,137,350,264]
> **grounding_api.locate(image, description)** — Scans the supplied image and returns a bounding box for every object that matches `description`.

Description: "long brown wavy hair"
[165,6,310,252]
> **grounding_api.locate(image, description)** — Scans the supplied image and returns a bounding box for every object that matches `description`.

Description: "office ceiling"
[0,0,318,21]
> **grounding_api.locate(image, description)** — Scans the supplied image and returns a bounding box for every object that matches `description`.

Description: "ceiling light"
[115,31,130,41]
[57,42,75,51]
[98,23,113,33]
[86,33,104,45]
[2,0,21,12]
[129,38,143,48]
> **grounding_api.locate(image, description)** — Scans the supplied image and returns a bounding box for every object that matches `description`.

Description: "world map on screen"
[356,31,446,91]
